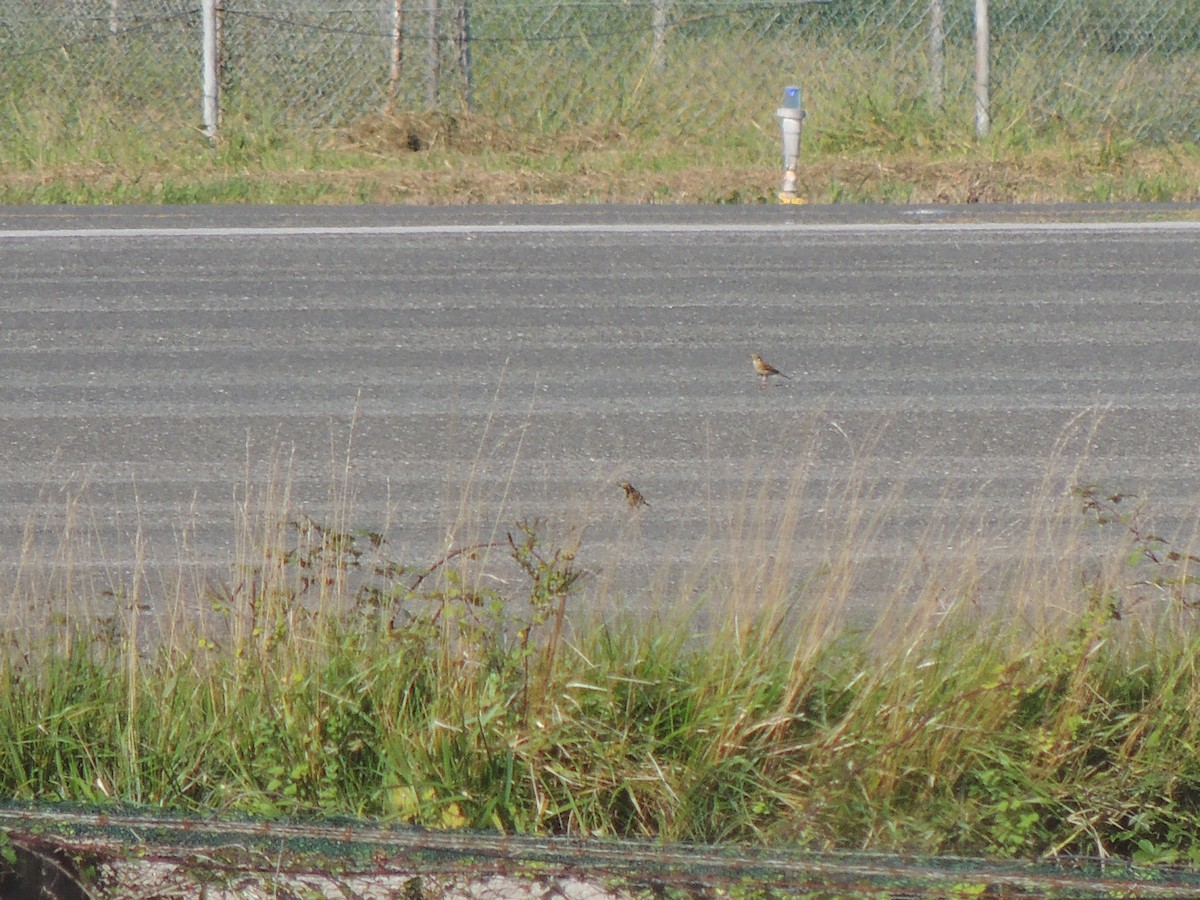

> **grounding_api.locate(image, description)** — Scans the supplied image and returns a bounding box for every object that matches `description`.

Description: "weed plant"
[3,463,1200,864]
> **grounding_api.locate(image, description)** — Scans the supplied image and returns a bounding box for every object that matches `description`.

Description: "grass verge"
[5,134,1200,206]
[2,468,1200,865]
[1,104,1199,205]
[5,18,1200,205]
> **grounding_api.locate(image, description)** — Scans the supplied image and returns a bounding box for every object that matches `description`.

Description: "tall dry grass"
[1,420,1199,859]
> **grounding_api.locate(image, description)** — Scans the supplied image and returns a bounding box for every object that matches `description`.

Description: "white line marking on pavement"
[1,220,1199,240]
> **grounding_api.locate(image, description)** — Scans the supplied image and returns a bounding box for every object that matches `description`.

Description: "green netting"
[5,803,1200,898]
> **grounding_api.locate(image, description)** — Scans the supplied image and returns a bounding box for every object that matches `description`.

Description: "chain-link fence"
[1,0,1198,152]
[991,0,1200,143]
[9,805,1200,899]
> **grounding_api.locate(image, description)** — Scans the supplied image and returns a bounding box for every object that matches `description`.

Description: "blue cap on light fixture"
[782,86,801,110]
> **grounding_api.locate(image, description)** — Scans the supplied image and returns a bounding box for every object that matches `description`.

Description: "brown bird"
[751,353,790,386]
[618,481,650,509]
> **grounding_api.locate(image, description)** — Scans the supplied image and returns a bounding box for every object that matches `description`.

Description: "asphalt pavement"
[2,203,1199,620]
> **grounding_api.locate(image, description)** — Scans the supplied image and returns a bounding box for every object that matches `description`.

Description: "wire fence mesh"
[7,805,1200,899]
[1,1,1198,152]
[990,0,1200,142]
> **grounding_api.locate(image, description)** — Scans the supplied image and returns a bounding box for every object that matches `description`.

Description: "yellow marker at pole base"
[778,194,806,205]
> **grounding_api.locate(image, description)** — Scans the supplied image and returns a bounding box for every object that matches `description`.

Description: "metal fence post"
[454,0,472,111]
[201,0,219,141]
[927,0,944,108]
[651,0,669,71]
[974,0,989,137]
[388,0,404,113]
[426,0,440,107]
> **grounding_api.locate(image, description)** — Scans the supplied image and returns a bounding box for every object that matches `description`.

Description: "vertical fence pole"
[201,0,219,141]
[389,0,404,112]
[927,0,944,108]
[454,0,472,112]
[651,0,668,71]
[426,0,440,107]
[974,0,989,137]
[109,0,120,34]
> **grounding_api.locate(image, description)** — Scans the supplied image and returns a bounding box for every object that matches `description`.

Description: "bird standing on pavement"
[619,481,650,509]
[751,353,790,386]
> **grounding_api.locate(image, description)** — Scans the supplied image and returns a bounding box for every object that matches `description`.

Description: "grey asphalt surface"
[2,203,1199,619]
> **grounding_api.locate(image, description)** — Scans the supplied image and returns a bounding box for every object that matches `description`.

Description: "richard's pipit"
[751,353,790,386]
[619,481,650,509]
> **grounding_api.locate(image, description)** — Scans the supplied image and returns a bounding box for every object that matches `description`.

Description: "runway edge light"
[775,85,806,204]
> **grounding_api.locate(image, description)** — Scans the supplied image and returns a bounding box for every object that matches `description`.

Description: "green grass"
[4,471,1200,864]
[2,29,1200,205]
